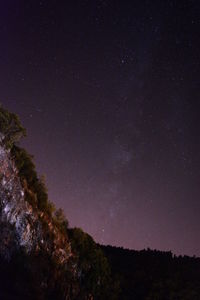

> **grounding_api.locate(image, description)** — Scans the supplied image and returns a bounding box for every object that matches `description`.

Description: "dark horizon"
[0,0,200,256]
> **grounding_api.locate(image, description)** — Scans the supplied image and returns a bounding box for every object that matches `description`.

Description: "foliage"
[11,145,55,215]
[0,105,26,148]
[68,228,118,299]
[53,208,69,234]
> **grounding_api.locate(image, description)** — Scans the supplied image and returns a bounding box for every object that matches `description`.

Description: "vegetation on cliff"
[0,106,116,300]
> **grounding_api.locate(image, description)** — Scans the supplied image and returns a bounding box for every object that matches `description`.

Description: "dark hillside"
[101,245,200,300]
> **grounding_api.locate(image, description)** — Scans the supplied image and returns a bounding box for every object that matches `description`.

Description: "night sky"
[0,0,200,256]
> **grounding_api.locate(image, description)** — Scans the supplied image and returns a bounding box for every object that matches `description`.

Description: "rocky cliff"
[0,106,114,300]
[0,140,72,263]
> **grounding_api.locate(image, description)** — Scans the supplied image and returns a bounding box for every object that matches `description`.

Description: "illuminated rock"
[0,142,71,263]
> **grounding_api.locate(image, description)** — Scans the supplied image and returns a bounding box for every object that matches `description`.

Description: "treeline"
[101,245,200,300]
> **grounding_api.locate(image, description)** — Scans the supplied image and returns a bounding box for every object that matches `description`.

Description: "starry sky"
[0,0,200,256]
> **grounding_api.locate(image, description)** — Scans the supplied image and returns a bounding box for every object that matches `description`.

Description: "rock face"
[0,139,76,299]
[0,141,71,263]
[0,107,113,300]
[0,142,38,258]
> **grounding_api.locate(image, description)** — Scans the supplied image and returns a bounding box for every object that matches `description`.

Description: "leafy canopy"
[0,105,26,148]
